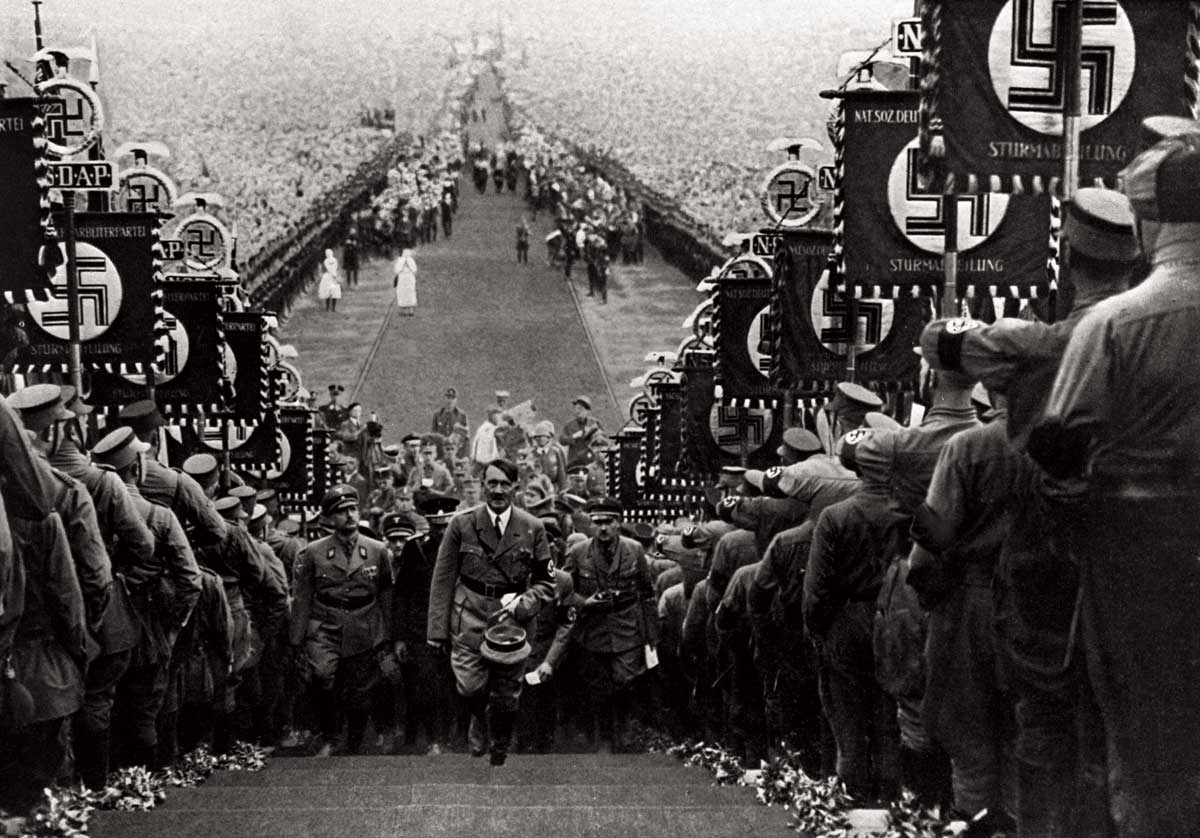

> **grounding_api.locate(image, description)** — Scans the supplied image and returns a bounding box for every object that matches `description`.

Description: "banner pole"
[220,416,231,494]
[844,293,858,382]
[941,192,958,317]
[64,193,84,395]
[1057,0,1084,321]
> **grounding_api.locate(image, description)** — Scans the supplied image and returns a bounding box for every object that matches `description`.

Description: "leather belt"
[315,593,375,610]
[460,577,523,598]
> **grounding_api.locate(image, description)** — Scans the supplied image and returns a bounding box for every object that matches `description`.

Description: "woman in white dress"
[392,248,418,316]
[317,249,342,312]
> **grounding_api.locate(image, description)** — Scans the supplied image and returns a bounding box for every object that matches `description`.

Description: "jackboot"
[489,709,516,766]
[345,710,368,754]
[466,694,488,757]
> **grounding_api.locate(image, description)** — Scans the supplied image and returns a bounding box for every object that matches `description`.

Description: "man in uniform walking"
[561,497,659,752]
[290,485,394,756]
[432,388,469,458]
[426,458,554,765]
[91,427,203,769]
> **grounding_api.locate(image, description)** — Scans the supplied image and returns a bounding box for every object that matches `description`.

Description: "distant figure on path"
[318,249,342,312]
[343,231,360,288]
[393,249,418,316]
[516,218,530,263]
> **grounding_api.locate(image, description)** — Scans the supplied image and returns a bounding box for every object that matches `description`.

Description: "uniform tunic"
[562,535,658,692]
[290,533,392,689]
[427,505,553,704]
[139,458,226,549]
[1032,261,1200,836]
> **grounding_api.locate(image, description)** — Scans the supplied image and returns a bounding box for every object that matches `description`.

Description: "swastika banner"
[0,98,51,301]
[773,229,925,389]
[841,89,1053,298]
[920,0,1194,191]
[217,311,271,422]
[650,379,687,487]
[275,407,314,503]
[4,212,162,374]
[609,427,646,509]
[714,276,779,401]
[681,351,784,478]
[89,281,226,414]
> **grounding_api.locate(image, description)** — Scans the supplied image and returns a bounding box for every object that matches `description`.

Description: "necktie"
[493,514,504,542]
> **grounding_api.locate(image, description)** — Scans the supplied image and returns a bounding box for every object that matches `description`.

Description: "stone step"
[266,752,680,770]
[92,804,788,838]
[156,782,753,811]
[204,764,714,788]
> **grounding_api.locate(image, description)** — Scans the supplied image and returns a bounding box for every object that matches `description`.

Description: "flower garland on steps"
[634,724,951,838]
[6,742,267,838]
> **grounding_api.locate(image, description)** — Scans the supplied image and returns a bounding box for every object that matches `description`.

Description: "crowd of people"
[504,120,647,302]
[498,0,884,238]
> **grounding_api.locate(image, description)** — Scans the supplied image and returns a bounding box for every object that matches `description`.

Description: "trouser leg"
[76,649,131,788]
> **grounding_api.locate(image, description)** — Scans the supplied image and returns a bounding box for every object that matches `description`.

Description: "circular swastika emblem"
[29,242,123,341]
[708,405,774,456]
[809,273,895,357]
[988,0,1135,135]
[761,162,822,228]
[888,138,1009,255]
[176,216,229,271]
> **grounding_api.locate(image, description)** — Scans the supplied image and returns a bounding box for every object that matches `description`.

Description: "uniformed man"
[715,560,767,764]
[565,462,592,500]
[531,421,568,492]
[290,485,394,756]
[716,468,811,560]
[1027,133,1200,837]
[803,429,905,803]
[92,427,203,769]
[777,427,824,467]
[182,453,221,500]
[319,384,347,431]
[560,396,602,464]
[407,438,455,496]
[118,400,227,549]
[194,493,288,753]
[34,387,157,788]
[426,458,554,765]
[918,187,1142,836]
[518,567,577,753]
[431,388,469,454]
[561,497,658,752]
[0,398,86,814]
[389,498,458,754]
[907,392,1019,833]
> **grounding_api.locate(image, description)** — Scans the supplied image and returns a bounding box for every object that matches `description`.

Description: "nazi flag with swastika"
[0,98,52,301]
[840,89,1053,299]
[714,275,779,402]
[772,228,925,391]
[681,350,785,480]
[89,280,226,415]
[919,0,1194,191]
[3,212,162,374]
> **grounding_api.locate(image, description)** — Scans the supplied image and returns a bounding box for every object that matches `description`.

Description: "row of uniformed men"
[653,121,1200,838]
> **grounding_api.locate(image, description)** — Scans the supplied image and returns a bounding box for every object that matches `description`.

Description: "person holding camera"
[560,497,659,752]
